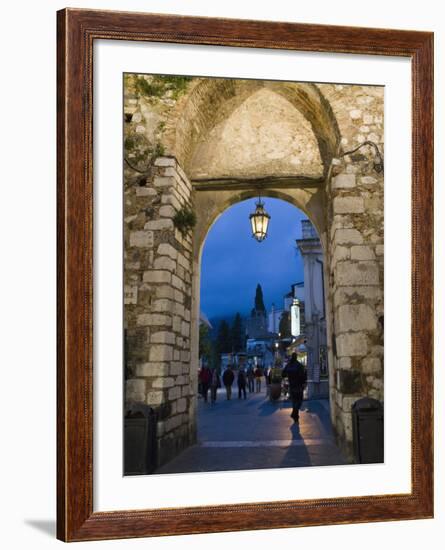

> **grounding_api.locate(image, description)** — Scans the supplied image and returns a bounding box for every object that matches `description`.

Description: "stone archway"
[124,75,384,466]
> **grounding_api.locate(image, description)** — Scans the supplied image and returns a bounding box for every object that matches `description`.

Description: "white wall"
[1,1,443,549]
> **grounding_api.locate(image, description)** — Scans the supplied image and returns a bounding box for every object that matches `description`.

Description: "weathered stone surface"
[181,350,190,363]
[336,261,379,286]
[149,345,173,362]
[168,387,181,400]
[153,256,176,271]
[154,157,176,167]
[336,332,368,357]
[172,316,181,333]
[342,395,361,412]
[375,244,384,256]
[171,274,185,290]
[333,196,365,214]
[360,176,378,185]
[332,174,356,189]
[143,270,171,284]
[334,228,364,245]
[129,230,154,248]
[153,176,175,188]
[177,398,187,413]
[137,313,171,326]
[350,245,376,261]
[338,370,363,394]
[136,187,157,197]
[157,243,178,259]
[337,304,378,332]
[338,357,352,370]
[146,391,164,406]
[169,362,182,376]
[181,321,190,337]
[165,414,182,432]
[176,251,190,270]
[125,379,146,402]
[331,245,349,266]
[152,377,174,389]
[144,219,174,231]
[341,411,353,441]
[151,299,173,313]
[156,285,175,300]
[361,357,381,374]
[159,205,175,218]
[334,285,382,307]
[134,362,169,377]
[124,285,138,305]
[151,331,176,345]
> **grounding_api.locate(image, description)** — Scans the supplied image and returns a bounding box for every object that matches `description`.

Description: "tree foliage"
[279,311,292,338]
[216,320,232,354]
[253,283,266,313]
[199,323,213,360]
[231,312,244,353]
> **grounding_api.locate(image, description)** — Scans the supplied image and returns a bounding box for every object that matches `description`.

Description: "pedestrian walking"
[247,364,255,393]
[237,368,247,400]
[210,368,221,405]
[265,365,272,396]
[281,353,307,422]
[254,365,263,393]
[198,365,212,403]
[222,365,235,400]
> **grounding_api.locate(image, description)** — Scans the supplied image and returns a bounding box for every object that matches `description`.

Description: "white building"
[268,304,283,334]
[296,220,329,399]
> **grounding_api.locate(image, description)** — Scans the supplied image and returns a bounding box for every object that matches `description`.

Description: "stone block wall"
[327,156,384,458]
[318,84,384,460]
[124,156,196,467]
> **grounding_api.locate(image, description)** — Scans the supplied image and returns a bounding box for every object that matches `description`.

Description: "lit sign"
[291,300,301,337]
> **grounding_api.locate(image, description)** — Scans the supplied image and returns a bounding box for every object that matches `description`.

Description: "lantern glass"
[249,199,271,242]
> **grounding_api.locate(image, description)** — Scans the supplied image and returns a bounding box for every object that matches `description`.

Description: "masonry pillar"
[124,156,197,467]
[327,153,384,460]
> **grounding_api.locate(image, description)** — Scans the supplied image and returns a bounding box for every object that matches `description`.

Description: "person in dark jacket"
[246,365,255,393]
[210,368,221,405]
[222,365,235,400]
[254,366,263,393]
[282,353,307,422]
[199,365,212,403]
[237,368,247,400]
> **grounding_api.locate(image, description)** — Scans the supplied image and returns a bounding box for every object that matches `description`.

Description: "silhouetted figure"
[282,353,307,423]
[199,365,212,403]
[237,368,247,400]
[222,365,235,400]
[246,365,255,393]
[254,366,263,392]
[210,369,221,405]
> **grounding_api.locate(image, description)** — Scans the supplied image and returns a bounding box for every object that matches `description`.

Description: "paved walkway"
[157,386,347,474]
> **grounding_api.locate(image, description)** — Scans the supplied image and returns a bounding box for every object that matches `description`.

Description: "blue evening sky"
[200,198,307,320]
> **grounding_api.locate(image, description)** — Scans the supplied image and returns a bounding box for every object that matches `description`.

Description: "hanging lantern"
[249,197,271,242]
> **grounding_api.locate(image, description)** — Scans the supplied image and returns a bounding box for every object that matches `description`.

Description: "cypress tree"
[254,283,266,313]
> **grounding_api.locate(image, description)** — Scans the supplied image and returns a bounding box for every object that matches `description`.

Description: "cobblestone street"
[157,386,347,474]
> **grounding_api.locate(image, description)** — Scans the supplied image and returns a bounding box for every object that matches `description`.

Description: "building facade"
[296,220,329,399]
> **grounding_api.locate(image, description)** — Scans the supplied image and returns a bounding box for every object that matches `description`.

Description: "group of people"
[198,353,307,423]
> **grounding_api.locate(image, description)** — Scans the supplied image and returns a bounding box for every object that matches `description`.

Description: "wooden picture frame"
[57,8,434,542]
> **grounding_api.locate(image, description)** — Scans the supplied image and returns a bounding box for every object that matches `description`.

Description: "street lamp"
[249,196,270,242]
